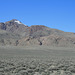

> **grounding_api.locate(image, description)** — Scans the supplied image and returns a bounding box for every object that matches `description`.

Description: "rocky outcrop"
[0,23,6,30]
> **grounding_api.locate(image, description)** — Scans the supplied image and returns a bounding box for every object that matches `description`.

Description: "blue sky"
[0,0,75,32]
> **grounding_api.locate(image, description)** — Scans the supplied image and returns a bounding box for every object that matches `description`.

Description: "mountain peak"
[11,19,18,21]
[0,19,75,47]
[10,19,22,24]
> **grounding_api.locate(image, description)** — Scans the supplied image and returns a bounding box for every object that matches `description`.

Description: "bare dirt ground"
[0,46,75,75]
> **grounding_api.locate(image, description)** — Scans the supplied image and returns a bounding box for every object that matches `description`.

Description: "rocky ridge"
[0,19,75,47]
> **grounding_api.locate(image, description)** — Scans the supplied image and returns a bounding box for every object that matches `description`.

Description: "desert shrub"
[29,65,36,69]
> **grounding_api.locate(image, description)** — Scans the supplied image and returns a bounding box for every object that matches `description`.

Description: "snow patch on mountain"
[15,21,22,24]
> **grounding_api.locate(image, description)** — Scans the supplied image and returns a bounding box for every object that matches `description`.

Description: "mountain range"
[0,19,75,47]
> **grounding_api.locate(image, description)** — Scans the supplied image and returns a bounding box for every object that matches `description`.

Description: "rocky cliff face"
[0,19,75,47]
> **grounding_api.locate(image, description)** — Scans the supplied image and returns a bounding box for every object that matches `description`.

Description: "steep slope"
[0,30,20,46]
[0,19,75,47]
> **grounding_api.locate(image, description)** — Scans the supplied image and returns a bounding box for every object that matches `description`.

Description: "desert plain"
[0,46,75,75]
